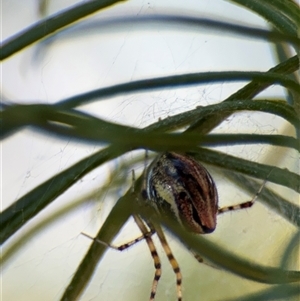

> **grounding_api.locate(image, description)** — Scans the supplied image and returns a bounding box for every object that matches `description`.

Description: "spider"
[83,151,266,301]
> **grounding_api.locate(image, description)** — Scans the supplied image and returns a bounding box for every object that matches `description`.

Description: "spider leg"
[133,215,161,301]
[188,248,220,270]
[154,223,183,301]
[192,251,204,263]
[218,178,267,215]
[81,228,155,251]
[82,216,160,301]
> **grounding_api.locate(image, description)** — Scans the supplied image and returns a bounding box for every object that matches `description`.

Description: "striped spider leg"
[133,215,183,301]
[83,216,182,301]
[82,216,161,301]
[218,177,267,215]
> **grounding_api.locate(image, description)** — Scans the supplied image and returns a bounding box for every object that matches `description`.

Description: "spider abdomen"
[146,152,219,234]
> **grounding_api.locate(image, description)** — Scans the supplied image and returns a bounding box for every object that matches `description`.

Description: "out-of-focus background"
[2,0,299,300]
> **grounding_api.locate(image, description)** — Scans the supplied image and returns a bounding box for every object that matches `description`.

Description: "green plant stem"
[0,0,127,60]
[60,176,142,301]
[56,70,300,109]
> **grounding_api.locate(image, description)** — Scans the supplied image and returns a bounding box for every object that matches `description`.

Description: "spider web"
[2,1,299,301]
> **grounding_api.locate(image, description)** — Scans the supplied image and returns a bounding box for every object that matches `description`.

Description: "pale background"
[1,0,298,301]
